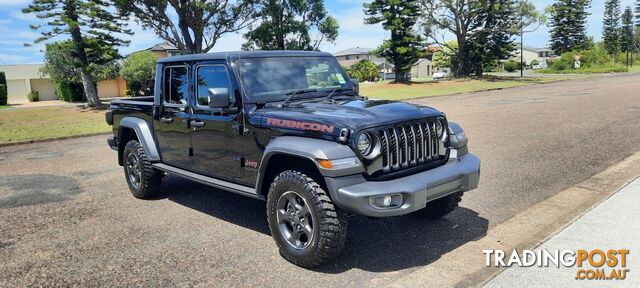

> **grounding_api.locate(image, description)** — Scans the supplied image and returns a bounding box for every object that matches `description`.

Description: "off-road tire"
[123,140,161,199]
[267,170,348,268]
[413,191,463,219]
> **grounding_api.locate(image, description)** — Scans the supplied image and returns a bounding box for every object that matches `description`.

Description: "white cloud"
[322,6,385,53]
[209,31,244,52]
[10,10,39,21]
[117,20,161,56]
[0,53,36,64]
[0,0,30,7]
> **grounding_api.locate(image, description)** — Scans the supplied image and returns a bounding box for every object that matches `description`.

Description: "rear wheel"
[413,191,463,219]
[123,140,161,199]
[267,170,347,268]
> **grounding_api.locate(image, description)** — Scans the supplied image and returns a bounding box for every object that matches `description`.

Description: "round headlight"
[357,133,372,154]
[435,119,445,137]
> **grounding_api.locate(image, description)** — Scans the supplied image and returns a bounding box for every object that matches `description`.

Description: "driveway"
[1,74,640,286]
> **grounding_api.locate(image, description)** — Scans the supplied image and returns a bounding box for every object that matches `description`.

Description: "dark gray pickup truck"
[106,51,480,267]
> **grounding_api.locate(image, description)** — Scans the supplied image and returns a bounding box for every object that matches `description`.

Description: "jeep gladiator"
[106,51,480,267]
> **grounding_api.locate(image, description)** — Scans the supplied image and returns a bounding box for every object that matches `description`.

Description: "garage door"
[6,79,28,104]
[30,79,57,101]
[97,79,120,98]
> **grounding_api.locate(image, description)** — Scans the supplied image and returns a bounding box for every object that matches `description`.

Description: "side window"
[196,65,233,107]
[163,66,189,105]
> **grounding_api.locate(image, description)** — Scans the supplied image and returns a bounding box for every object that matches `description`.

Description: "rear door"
[155,64,193,169]
[190,63,244,179]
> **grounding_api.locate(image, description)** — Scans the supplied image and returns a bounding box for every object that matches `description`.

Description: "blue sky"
[0,0,636,64]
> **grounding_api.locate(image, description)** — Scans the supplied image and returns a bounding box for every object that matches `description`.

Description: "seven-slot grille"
[377,119,444,173]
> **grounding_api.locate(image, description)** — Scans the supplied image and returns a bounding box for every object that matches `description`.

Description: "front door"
[155,64,193,169]
[190,63,243,179]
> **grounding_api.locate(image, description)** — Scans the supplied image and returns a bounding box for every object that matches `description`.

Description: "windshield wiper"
[324,87,356,101]
[282,88,318,106]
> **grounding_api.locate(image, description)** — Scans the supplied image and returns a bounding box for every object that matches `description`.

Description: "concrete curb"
[389,151,640,288]
[0,132,111,148]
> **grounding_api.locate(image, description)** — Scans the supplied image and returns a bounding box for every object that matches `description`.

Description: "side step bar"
[152,163,262,199]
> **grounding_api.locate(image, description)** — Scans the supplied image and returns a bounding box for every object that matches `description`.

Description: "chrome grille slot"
[377,119,444,173]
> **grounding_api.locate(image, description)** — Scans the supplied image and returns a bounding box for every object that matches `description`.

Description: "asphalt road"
[1,74,640,286]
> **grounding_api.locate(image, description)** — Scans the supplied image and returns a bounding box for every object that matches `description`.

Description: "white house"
[0,42,179,104]
[334,47,433,79]
[0,64,126,104]
[512,46,554,66]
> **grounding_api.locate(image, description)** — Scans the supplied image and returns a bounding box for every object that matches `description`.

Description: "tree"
[603,0,621,57]
[365,0,424,82]
[432,41,458,70]
[23,0,131,107]
[41,40,120,84]
[121,51,159,96]
[117,0,254,54]
[622,6,634,66]
[548,0,591,55]
[422,0,523,76]
[242,0,339,50]
[346,60,380,82]
[41,40,120,102]
[635,0,640,28]
[465,0,521,77]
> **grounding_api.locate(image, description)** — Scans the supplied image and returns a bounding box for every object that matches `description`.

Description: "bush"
[504,60,519,72]
[552,60,569,70]
[56,82,85,102]
[0,72,6,105]
[27,91,39,102]
[346,60,380,82]
[121,51,158,96]
[0,85,6,105]
[538,64,627,74]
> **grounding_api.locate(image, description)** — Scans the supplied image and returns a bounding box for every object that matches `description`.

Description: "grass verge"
[0,106,110,144]
[359,76,576,100]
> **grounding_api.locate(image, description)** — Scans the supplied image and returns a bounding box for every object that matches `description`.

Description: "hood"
[251,98,444,136]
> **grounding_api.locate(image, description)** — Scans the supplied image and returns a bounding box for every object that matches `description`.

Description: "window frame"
[194,64,234,110]
[161,64,190,108]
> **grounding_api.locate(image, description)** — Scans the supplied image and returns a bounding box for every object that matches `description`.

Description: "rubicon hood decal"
[266,117,335,134]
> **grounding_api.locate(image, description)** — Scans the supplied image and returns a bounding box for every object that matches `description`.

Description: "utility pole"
[520,23,524,78]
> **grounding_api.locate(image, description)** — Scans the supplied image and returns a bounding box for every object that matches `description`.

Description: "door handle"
[160,116,173,123]
[190,120,205,128]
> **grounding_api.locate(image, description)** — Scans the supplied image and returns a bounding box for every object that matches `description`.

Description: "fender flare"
[255,136,363,195]
[118,117,161,162]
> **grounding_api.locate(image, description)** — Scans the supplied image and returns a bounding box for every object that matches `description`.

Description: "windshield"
[237,56,353,102]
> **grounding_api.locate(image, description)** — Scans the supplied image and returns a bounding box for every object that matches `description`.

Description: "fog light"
[370,194,403,209]
[383,195,392,206]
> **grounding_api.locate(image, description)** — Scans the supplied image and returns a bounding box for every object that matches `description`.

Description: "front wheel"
[267,170,347,268]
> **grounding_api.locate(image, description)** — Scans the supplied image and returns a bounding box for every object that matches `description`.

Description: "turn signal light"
[318,159,333,169]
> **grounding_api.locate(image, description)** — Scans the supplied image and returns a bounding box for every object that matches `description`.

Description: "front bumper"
[330,152,480,217]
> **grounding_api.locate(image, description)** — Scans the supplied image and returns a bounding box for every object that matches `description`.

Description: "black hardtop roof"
[157,50,334,63]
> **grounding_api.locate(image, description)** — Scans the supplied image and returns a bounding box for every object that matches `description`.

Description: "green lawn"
[628,65,640,73]
[360,76,574,100]
[0,106,110,144]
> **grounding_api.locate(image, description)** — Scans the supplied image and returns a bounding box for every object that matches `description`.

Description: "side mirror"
[207,88,230,108]
[351,79,360,95]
